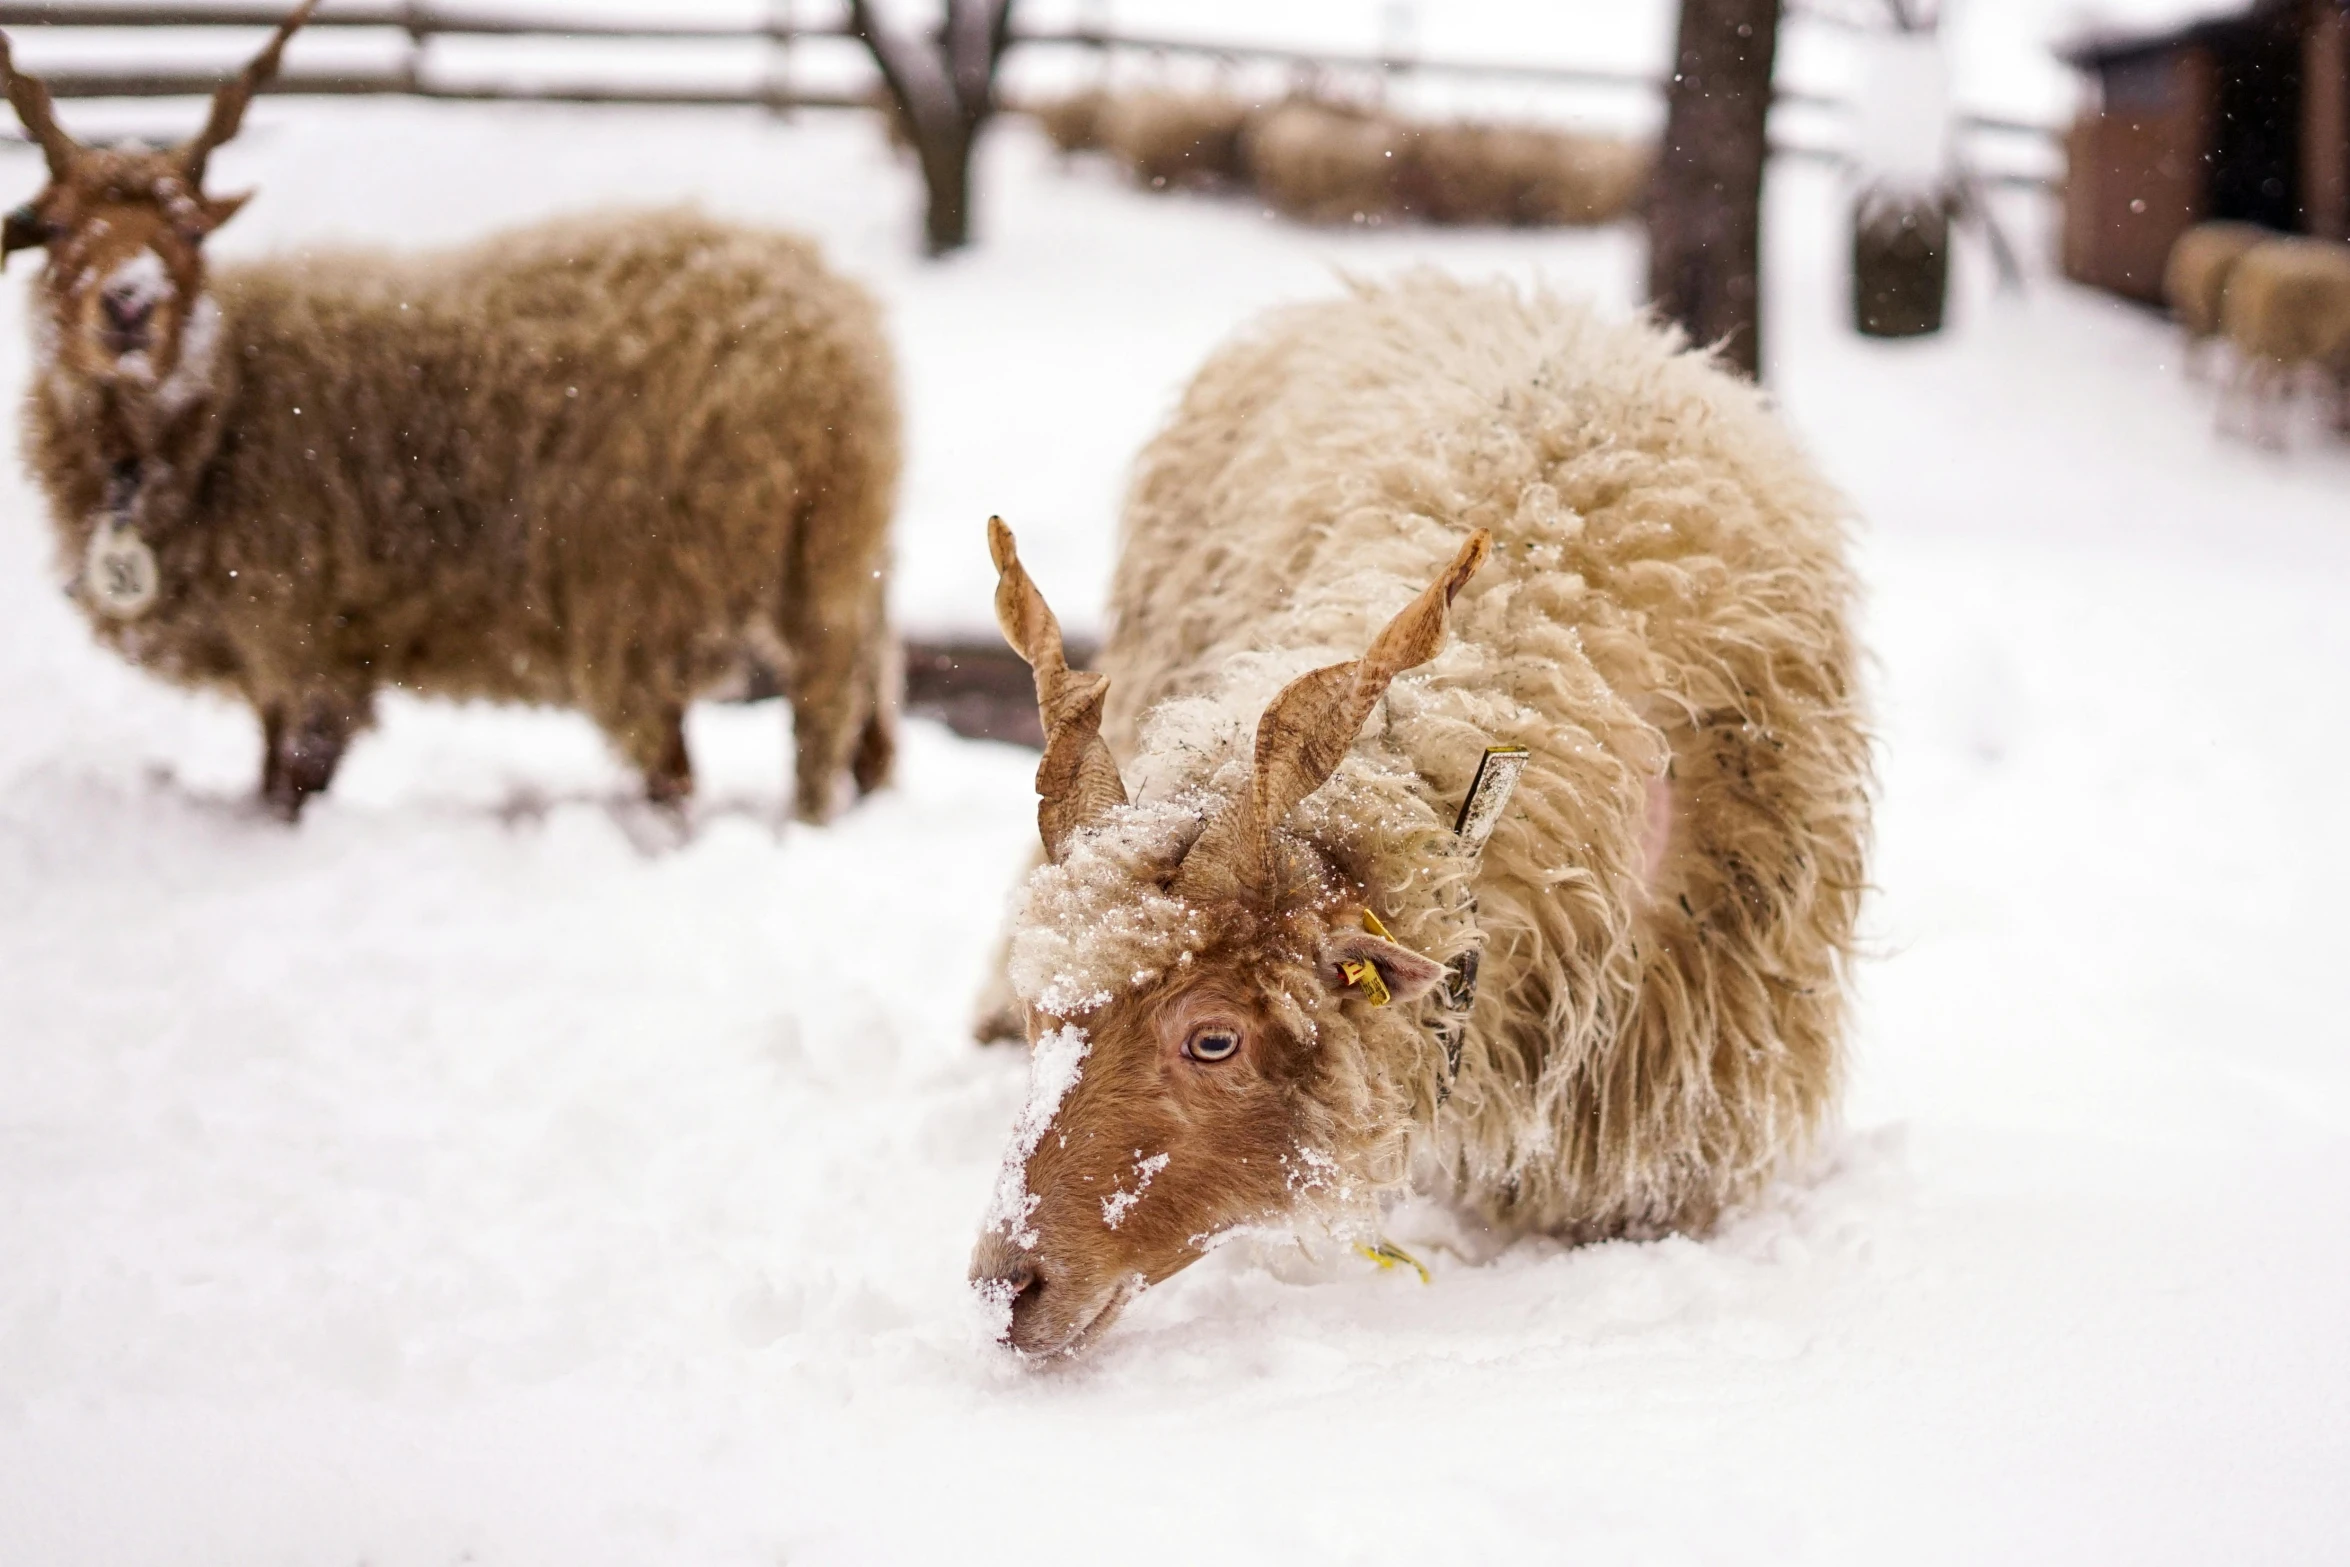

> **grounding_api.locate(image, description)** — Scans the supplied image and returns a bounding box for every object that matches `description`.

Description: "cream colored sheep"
[968,274,1870,1358]
[2217,236,2350,448]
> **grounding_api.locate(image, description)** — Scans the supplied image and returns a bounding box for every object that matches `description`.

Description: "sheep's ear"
[2,201,52,259]
[1325,930,1448,1007]
[988,516,1128,862]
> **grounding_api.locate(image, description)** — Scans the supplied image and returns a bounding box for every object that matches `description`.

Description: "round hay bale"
[1099,91,1258,192]
[1029,89,1110,155]
[1245,100,1403,223]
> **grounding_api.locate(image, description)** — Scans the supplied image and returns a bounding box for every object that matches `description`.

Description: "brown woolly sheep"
[2162,220,2267,379]
[3,8,900,821]
[1097,90,1259,192]
[969,275,1870,1359]
[2216,235,2350,448]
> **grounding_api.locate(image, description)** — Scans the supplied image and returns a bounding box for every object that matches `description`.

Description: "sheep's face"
[9,150,242,391]
[3,1,313,393]
[971,517,1486,1359]
[969,887,1444,1360]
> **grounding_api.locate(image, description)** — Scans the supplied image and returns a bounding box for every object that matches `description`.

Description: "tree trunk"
[1646,0,1783,378]
[918,121,976,255]
[849,0,1015,259]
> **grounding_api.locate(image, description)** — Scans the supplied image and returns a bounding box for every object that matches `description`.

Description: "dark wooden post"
[1646,0,1783,378]
[848,0,1019,256]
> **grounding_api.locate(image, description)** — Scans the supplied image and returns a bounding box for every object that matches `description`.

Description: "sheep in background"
[969,275,1870,1358]
[2217,236,2350,449]
[2162,220,2267,380]
[3,7,900,821]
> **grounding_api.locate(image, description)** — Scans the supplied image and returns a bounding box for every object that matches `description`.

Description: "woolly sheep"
[2217,235,2350,448]
[969,274,1870,1358]
[3,8,900,821]
[2162,220,2267,378]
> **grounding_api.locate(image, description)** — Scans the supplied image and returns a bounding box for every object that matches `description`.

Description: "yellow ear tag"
[1355,1241,1432,1284]
[1344,909,1396,1005]
[1340,958,1391,1007]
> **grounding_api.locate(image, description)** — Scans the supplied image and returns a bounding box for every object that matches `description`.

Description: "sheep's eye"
[1185,1026,1241,1063]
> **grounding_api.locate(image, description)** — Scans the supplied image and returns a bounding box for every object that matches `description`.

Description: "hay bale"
[1244,100,1404,223]
[1398,122,1650,226]
[1028,89,1110,155]
[1099,91,1258,191]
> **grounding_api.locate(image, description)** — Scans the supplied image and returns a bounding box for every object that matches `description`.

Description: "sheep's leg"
[849,631,900,799]
[781,545,887,825]
[637,706,695,809]
[259,691,365,822]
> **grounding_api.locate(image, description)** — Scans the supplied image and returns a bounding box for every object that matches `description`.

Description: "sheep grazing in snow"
[969,275,1871,1358]
[3,4,901,821]
[2162,220,2267,379]
[2216,235,2350,448]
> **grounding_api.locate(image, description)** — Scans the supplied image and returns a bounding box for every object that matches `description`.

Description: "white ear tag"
[85,517,160,620]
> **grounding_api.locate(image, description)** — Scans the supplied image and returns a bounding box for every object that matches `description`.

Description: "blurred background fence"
[0,2,2060,186]
[0,0,2063,742]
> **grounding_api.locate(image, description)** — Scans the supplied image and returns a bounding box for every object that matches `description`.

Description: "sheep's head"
[0,2,315,392]
[971,518,1487,1359]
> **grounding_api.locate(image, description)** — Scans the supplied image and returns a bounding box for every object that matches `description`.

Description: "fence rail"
[0,3,2060,181]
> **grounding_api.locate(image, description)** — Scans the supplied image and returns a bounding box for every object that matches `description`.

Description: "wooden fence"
[0,5,2055,742]
[0,3,2059,181]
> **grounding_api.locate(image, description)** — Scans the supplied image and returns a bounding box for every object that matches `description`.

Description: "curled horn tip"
[1445,528,1493,599]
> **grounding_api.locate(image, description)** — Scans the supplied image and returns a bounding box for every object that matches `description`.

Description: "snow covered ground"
[1,84,2347,1566]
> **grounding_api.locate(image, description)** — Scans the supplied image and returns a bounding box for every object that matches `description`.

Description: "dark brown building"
[2062,0,2350,301]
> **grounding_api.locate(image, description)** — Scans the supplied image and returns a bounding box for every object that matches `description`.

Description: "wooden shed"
[2062,0,2350,301]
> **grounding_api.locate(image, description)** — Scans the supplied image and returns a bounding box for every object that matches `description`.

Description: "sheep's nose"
[101,290,153,334]
[970,1240,1045,1329]
[996,1258,1041,1306]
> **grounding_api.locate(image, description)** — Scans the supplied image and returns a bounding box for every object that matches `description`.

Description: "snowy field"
[2,79,2349,1567]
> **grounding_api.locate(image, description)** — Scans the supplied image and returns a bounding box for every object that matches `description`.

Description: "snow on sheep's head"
[0,3,316,392]
[969,519,1485,1359]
